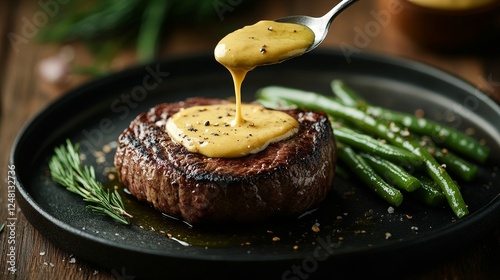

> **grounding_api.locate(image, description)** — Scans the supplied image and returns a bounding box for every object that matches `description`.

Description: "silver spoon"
[275,0,359,53]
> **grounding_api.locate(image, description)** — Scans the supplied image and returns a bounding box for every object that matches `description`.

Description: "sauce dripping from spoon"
[214,20,315,125]
[166,20,315,158]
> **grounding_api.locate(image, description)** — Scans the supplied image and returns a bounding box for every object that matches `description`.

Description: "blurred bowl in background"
[379,0,500,50]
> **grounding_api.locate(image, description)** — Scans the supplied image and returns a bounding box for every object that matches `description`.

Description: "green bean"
[405,134,468,218]
[332,80,481,180]
[334,80,480,180]
[365,105,489,164]
[411,176,446,208]
[417,136,478,182]
[337,144,403,207]
[330,79,367,107]
[436,151,478,182]
[331,81,489,164]
[333,124,423,168]
[359,153,421,192]
[256,86,469,218]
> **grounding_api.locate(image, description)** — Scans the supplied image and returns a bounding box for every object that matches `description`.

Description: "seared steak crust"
[114,98,336,224]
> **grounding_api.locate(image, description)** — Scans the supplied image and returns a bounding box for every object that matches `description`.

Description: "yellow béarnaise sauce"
[166,20,315,157]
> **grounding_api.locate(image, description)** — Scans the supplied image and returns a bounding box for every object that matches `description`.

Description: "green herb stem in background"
[36,0,227,65]
[137,0,171,62]
[49,139,132,225]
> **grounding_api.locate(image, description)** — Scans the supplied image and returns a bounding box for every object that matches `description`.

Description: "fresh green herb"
[36,0,226,64]
[0,223,5,234]
[49,139,132,225]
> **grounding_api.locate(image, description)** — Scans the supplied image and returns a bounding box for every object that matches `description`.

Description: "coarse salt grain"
[96,156,106,164]
[311,224,320,233]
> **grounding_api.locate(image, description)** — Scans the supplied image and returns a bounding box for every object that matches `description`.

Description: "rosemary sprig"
[49,139,132,225]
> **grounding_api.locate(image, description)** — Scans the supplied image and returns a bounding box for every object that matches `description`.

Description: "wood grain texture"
[1,0,499,279]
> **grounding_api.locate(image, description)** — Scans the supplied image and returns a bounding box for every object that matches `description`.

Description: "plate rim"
[11,48,500,270]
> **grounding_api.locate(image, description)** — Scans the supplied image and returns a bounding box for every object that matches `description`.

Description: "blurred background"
[2,0,499,98]
[1,0,499,279]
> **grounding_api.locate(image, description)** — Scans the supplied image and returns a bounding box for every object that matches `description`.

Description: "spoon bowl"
[275,0,358,53]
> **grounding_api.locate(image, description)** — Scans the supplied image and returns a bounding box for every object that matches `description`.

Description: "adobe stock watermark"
[111,267,136,280]
[213,0,245,21]
[7,0,70,54]
[340,0,403,63]
[434,95,479,143]
[429,71,500,147]
[77,63,170,155]
[5,165,18,274]
[281,234,341,280]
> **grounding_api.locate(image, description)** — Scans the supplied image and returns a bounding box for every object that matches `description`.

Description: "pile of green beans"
[255,80,490,218]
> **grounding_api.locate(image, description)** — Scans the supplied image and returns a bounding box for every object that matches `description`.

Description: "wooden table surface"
[1,0,499,279]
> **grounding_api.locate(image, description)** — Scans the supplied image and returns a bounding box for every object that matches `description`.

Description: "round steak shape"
[114,97,337,224]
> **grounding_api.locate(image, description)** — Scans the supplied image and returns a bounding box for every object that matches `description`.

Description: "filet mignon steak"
[114,97,337,224]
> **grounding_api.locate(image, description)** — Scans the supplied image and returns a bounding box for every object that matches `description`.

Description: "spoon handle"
[322,0,359,28]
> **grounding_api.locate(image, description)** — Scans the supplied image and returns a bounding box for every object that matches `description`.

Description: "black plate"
[12,50,500,279]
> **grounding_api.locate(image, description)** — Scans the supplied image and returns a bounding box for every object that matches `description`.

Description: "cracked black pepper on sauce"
[166,20,314,158]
